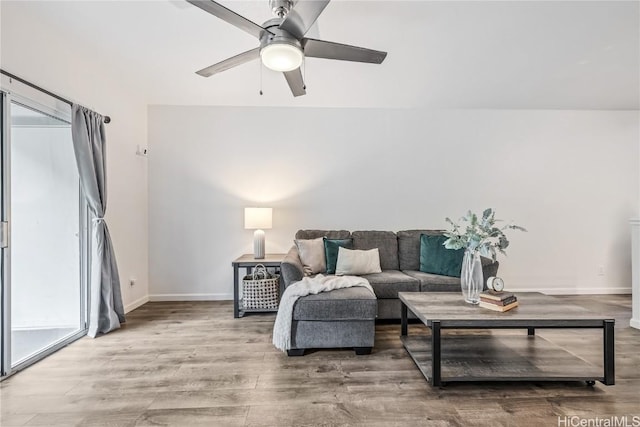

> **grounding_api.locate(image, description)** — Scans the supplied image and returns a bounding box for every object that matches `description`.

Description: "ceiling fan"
[186,0,387,97]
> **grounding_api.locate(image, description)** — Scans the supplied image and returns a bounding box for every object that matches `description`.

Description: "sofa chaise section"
[288,286,377,356]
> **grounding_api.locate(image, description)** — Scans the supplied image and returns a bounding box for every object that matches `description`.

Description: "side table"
[232,253,286,318]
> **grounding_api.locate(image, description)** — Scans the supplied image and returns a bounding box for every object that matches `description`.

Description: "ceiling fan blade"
[302,38,387,64]
[196,47,261,77]
[279,0,330,39]
[186,0,272,40]
[283,68,306,97]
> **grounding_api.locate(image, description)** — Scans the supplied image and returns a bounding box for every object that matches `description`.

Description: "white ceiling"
[4,0,639,109]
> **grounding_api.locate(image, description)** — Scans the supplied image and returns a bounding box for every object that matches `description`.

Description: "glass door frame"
[1,91,10,377]
[0,82,89,379]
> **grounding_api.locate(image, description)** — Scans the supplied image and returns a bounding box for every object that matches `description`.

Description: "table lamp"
[244,207,272,259]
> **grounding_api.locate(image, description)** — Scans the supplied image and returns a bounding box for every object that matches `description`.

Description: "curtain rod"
[0,69,111,124]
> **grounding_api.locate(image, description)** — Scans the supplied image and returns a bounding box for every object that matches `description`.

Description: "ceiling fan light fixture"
[260,42,303,72]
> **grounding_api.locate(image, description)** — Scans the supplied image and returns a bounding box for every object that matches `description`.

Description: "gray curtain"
[71,104,125,338]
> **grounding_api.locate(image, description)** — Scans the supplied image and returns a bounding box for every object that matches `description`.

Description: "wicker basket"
[242,264,280,310]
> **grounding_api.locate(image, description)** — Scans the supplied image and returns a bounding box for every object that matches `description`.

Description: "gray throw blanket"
[272,274,374,352]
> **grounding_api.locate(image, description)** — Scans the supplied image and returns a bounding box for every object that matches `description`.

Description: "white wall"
[148,106,638,299]
[1,3,149,313]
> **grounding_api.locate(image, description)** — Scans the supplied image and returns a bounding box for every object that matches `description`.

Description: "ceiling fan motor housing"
[260,18,301,51]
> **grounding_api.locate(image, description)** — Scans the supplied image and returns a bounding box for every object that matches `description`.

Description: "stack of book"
[478,291,519,312]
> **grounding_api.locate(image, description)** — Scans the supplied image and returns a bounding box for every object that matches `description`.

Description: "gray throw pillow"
[295,237,327,276]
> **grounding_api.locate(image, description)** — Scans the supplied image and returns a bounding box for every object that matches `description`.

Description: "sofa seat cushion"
[403,270,461,292]
[292,287,377,321]
[360,270,420,299]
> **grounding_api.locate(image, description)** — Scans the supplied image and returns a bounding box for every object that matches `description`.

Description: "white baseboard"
[630,319,640,329]
[149,293,233,302]
[514,286,632,295]
[124,295,149,313]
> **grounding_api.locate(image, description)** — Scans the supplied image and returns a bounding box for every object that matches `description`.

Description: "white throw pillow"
[295,237,327,276]
[335,247,382,276]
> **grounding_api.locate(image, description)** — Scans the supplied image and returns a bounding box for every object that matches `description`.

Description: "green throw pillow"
[324,238,354,274]
[419,234,464,277]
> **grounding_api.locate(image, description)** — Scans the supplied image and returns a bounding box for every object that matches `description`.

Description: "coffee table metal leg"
[603,319,615,385]
[431,321,441,386]
[528,327,535,336]
[401,303,408,336]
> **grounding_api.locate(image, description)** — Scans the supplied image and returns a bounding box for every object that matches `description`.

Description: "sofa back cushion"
[397,229,445,271]
[295,230,351,240]
[352,230,399,270]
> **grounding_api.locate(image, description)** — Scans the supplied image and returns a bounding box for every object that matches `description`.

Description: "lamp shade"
[260,43,303,72]
[244,207,272,230]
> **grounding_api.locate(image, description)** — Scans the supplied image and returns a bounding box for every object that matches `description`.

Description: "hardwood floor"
[1,294,638,426]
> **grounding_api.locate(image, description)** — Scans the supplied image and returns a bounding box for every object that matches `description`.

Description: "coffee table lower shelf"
[401,334,604,386]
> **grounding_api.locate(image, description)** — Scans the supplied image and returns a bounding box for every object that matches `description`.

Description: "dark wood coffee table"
[399,292,615,386]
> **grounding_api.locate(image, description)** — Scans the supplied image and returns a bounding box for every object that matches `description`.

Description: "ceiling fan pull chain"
[259,61,263,96]
[303,57,307,90]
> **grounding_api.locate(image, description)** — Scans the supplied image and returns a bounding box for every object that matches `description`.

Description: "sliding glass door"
[0,87,87,377]
[1,92,8,376]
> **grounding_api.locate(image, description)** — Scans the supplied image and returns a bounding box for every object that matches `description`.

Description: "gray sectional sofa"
[281,229,500,320]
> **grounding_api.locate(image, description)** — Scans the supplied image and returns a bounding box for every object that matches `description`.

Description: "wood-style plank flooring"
[1,294,638,426]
